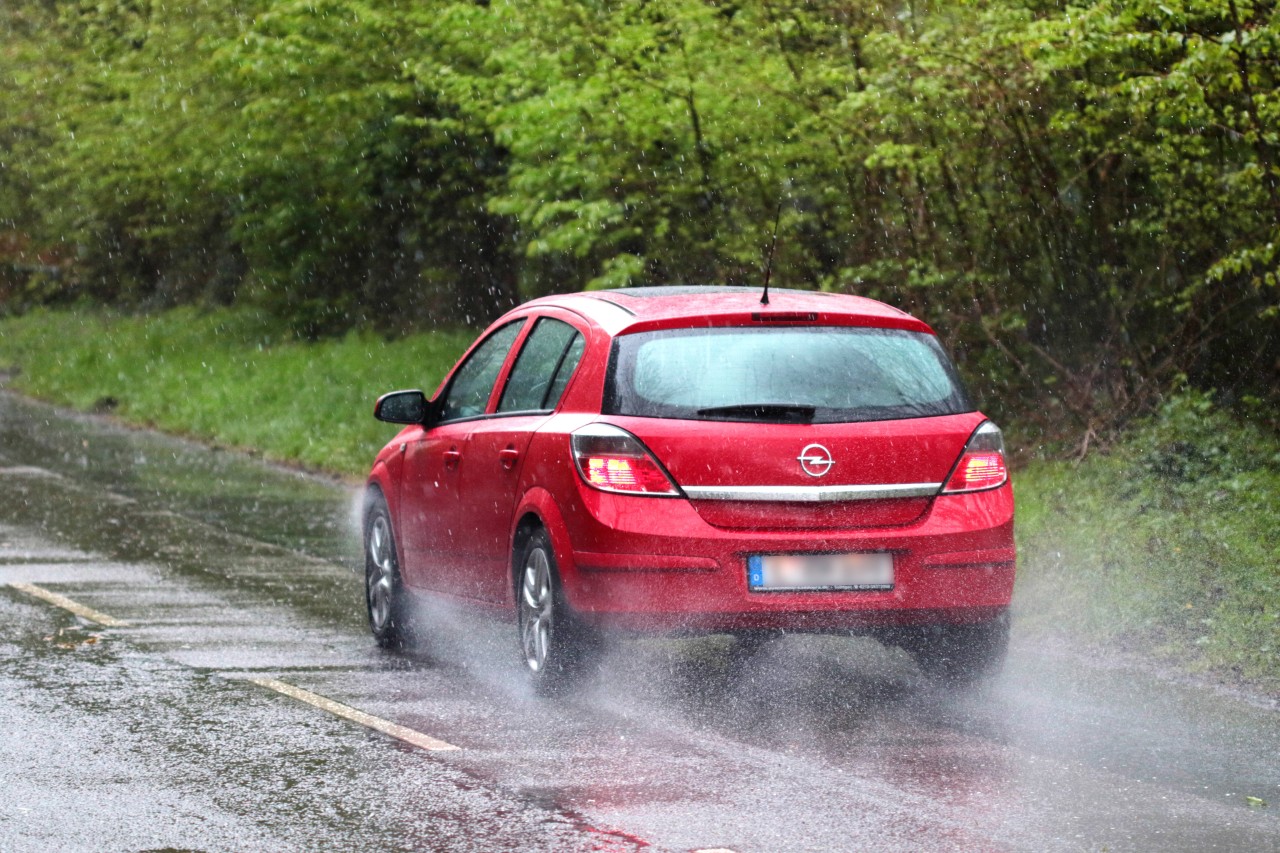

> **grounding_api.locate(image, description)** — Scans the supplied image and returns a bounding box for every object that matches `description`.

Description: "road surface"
[1,391,1276,851]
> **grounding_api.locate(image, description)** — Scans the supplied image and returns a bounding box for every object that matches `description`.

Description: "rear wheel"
[725,630,782,674]
[364,492,414,649]
[892,612,1010,687]
[517,528,596,695]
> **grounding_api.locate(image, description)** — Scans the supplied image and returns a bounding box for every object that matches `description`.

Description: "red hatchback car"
[364,287,1015,691]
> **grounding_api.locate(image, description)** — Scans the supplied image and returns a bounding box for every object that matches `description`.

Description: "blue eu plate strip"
[747,555,764,588]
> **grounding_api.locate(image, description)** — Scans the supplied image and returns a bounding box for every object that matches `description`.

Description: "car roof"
[519,286,933,336]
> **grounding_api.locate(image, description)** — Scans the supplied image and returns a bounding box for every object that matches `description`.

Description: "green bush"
[2,0,1276,430]
[1016,393,1280,690]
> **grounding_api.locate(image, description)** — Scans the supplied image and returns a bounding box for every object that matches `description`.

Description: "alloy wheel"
[520,545,554,673]
[366,514,395,635]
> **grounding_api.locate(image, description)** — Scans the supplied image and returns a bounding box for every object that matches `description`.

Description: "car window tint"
[605,326,972,423]
[498,318,582,413]
[439,321,523,422]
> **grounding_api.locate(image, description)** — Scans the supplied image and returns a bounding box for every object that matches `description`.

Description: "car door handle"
[499,447,520,470]
[443,448,462,469]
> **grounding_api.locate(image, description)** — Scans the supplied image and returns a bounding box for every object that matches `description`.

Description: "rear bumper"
[556,481,1016,633]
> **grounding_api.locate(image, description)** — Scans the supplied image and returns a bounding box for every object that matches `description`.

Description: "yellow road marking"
[248,677,460,752]
[9,582,129,627]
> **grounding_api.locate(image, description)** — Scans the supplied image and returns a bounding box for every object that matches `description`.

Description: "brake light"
[571,424,679,496]
[943,421,1009,493]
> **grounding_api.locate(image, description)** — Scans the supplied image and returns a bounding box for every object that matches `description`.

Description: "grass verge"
[0,307,473,476]
[1016,393,1280,693]
[1,308,1276,692]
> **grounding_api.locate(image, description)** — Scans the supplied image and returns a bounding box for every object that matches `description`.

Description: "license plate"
[747,552,894,591]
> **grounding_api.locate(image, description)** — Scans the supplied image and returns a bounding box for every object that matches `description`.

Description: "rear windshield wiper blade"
[695,403,817,423]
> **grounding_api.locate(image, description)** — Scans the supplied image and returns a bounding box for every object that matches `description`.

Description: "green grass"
[1015,394,1280,692]
[2,308,1277,691]
[0,307,474,476]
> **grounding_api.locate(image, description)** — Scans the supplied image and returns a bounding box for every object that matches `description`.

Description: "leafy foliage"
[1,0,1276,432]
[1017,391,1280,690]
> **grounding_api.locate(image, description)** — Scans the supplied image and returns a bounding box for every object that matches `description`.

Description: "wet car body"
[365,287,1015,690]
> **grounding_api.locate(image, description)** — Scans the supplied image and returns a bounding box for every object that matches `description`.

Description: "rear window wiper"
[695,403,817,423]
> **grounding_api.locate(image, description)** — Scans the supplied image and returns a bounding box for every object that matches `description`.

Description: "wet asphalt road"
[1,391,1277,852]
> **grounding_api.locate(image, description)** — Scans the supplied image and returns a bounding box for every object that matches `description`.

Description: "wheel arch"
[366,459,397,524]
[508,487,579,610]
[363,479,387,511]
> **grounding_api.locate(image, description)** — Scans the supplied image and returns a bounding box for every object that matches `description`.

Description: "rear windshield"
[604,326,972,423]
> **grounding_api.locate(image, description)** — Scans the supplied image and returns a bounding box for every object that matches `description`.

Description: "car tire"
[725,630,781,674]
[517,528,596,695]
[893,612,1010,688]
[364,491,414,649]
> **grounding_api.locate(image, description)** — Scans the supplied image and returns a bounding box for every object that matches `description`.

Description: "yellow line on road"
[9,582,129,627]
[248,677,460,752]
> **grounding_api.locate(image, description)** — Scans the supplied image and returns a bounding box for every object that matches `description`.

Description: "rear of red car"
[365,286,1014,691]
[526,291,1014,673]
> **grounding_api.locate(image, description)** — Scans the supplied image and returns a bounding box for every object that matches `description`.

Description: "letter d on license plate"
[747,552,894,591]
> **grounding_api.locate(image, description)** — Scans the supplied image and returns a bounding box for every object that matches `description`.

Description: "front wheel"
[517,529,596,695]
[364,492,414,649]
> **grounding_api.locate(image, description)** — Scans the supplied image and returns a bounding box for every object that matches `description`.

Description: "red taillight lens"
[571,424,679,496]
[581,455,675,493]
[943,422,1009,493]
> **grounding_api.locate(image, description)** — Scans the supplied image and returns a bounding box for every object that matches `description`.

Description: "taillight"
[943,421,1009,493]
[571,423,680,496]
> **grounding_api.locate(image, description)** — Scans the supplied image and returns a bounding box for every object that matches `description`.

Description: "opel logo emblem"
[797,443,835,478]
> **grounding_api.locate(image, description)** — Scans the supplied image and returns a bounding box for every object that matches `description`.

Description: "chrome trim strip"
[681,483,942,502]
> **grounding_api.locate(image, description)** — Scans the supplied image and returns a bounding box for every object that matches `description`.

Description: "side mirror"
[374,390,429,425]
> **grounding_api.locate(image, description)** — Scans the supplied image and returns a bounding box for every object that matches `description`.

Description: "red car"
[364,287,1014,692]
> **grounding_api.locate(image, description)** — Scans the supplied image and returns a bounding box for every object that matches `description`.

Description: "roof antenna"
[761,199,783,306]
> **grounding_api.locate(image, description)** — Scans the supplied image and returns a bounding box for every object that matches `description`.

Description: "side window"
[439,321,523,422]
[497,318,584,413]
[542,334,585,409]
